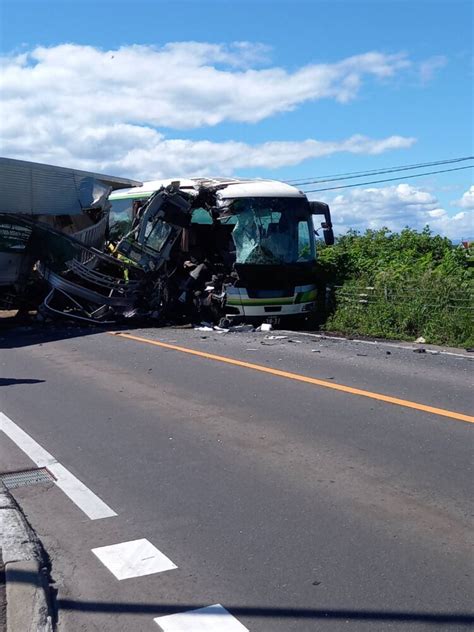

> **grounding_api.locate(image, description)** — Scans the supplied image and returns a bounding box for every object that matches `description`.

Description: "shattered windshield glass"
[228,197,314,264]
[143,220,174,252]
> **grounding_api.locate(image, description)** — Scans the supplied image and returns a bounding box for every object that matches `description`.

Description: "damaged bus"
[109,178,334,326]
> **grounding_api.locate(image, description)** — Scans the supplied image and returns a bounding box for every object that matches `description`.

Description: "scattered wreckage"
[0,157,140,318]
[0,159,335,327]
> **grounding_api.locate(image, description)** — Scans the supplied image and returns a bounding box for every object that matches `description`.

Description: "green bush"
[315,227,473,348]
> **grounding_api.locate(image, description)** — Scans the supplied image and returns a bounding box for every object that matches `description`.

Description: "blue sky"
[1,0,472,237]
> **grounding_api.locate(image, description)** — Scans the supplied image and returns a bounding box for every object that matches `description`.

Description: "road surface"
[0,325,472,631]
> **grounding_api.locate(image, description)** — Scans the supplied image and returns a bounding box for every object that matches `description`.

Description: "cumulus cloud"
[0,44,410,129]
[0,119,415,180]
[317,183,473,239]
[454,185,474,209]
[0,42,416,178]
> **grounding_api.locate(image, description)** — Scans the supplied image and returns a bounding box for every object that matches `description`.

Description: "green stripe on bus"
[295,289,317,303]
[110,193,153,200]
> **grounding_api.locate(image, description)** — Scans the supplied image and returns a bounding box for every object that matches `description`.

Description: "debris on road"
[228,324,255,333]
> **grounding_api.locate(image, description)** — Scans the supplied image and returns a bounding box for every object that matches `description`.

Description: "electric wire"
[300,165,473,193]
[286,156,474,186]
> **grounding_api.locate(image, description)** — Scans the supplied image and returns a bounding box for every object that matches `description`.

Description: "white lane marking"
[284,330,472,359]
[92,538,177,580]
[155,604,249,631]
[0,412,116,520]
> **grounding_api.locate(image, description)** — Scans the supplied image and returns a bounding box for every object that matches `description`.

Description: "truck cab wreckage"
[0,157,141,318]
[0,160,334,327]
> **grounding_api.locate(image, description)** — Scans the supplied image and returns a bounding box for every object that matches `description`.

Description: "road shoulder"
[0,482,54,632]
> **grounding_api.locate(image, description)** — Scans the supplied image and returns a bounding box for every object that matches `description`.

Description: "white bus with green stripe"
[109,178,333,325]
[225,285,319,319]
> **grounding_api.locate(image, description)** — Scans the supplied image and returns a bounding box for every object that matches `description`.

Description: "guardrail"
[329,285,474,311]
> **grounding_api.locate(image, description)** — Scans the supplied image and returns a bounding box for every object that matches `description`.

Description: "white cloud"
[0,42,417,179]
[418,55,447,84]
[317,183,473,239]
[0,44,410,129]
[454,185,474,209]
[0,119,415,180]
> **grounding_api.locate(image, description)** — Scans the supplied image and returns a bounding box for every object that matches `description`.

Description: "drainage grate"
[0,467,56,489]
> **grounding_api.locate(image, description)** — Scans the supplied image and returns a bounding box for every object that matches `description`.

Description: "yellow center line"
[109,332,474,424]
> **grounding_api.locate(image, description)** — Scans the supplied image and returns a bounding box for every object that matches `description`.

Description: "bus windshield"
[225,197,314,265]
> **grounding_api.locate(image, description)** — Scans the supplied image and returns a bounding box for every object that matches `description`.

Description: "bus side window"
[132,199,146,219]
[109,197,147,240]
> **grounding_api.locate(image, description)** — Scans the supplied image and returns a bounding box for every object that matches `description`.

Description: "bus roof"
[109,177,306,200]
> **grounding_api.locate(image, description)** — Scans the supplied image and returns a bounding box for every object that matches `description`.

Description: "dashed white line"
[92,538,177,580]
[155,604,249,631]
[0,411,116,520]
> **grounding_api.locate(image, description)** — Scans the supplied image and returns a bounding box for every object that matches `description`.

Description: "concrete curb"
[0,483,54,632]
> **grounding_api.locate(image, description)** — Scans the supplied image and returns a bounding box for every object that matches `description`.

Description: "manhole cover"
[0,467,55,489]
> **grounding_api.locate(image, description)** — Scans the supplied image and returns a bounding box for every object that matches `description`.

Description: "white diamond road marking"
[154,604,249,631]
[0,412,116,520]
[92,539,177,580]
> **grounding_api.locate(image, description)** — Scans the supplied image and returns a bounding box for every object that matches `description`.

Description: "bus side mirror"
[309,201,334,246]
[323,226,334,246]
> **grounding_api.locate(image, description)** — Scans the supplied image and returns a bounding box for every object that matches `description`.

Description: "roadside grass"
[315,227,473,348]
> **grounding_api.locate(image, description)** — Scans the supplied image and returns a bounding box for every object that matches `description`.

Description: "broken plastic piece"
[228,324,255,333]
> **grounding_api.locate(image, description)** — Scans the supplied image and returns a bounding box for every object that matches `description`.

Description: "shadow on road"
[54,598,474,626]
[5,545,474,628]
[0,323,117,349]
[0,312,168,350]
[0,378,45,386]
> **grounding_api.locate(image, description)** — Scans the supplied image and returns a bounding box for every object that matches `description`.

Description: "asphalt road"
[0,325,472,631]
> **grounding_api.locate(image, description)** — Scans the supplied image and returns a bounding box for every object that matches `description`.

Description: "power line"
[301,165,473,194]
[286,156,474,186]
[287,156,473,184]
